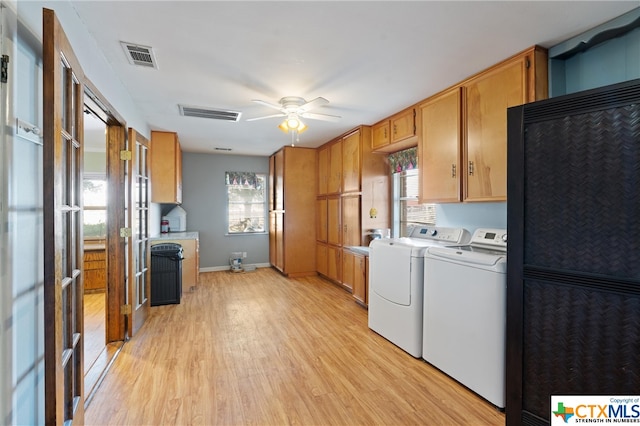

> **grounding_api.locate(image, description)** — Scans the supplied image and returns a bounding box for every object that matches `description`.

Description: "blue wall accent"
[436,202,507,235]
[181,152,270,268]
[549,8,640,97]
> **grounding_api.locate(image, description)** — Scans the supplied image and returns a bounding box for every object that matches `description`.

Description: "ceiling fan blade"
[297,97,329,113]
[251,99,285,111]
[245,113,285,122]
[300,112,341,122]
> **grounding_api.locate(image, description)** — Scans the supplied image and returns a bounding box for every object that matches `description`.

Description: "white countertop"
[150,231,199,241]
[346,246,370,256]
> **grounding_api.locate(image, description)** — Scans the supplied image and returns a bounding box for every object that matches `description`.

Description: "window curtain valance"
[225,171,258,188]
[388,147,417,174]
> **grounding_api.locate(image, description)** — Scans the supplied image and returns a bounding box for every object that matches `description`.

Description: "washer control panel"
[408,226,471,244]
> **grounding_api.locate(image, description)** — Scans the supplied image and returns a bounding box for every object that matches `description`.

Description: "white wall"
[0,1,148,424]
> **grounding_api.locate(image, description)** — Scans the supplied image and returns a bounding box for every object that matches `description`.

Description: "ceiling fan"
[246,96,341,133]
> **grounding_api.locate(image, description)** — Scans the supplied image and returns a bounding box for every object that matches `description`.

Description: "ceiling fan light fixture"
[278,116,307,134]
[287,116,300,129]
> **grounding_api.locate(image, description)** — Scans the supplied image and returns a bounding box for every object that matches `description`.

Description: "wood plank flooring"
[84,291,123,402]
[84,268,505,425]
[84,292,106,373]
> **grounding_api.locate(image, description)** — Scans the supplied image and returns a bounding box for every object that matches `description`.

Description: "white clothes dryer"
[423,228,507,408]
[368,226,470,358]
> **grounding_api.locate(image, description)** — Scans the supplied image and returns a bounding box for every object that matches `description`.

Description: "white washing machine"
[422,228,507,408]
[368,226,470,358]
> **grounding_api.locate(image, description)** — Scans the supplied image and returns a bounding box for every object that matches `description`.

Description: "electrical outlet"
[242,252,247,258]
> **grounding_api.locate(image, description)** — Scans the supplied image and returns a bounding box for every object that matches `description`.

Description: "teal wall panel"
[549,8,640,97]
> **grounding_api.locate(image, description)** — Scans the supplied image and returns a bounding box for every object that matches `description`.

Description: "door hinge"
[525,58,531,68]
[121,304,132,315]
[120,150,132,161]
[1,55,9,83]
[120,227,132,238]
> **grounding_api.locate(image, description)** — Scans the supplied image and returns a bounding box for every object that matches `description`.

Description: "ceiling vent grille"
[120,42,158,69]
[178,105,242,122]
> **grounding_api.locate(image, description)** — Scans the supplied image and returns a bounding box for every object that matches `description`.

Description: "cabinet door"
[327,245,342,283]
[419,87,462,203]
[352,253,366,305]
[316,243,328,276]
[176,140,183,204]
[391,108,416,143]
[274,149,285,211]
[151,131,182,203]
[317,146,329,195]
[328,140,342,194]
[316,198,327,243]
[342,130,361,193]
[275,212,284,271]
[372,121,390,150]
[342,195,361,247]
[465,58,526,201]
[342,250,354,292]
[269,212,277,266]
[327,196,341,246]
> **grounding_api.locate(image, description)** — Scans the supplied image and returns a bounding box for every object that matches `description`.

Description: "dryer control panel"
[471,228,507,249]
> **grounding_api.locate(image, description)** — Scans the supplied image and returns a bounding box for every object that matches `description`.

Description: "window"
[226,173,266,234]
[83,174,107,238]
[392,169,436,237]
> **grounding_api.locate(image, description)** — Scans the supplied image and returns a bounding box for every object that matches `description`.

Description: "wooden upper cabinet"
[151,130,183,204]
[416,46,547,204]
[327,140,342,194]
[372,107,418,153]
[317,146,329,196]
[390,108,416,143]
[464,55,528,202]
[372,121,390,150]
[418,87,462,203]
[341,130,361,193]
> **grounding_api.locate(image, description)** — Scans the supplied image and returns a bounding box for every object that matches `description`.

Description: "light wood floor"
[84,292,106,373]
[84,268,505,425]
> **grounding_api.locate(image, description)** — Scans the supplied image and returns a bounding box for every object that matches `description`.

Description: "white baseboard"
[199,263,271,273]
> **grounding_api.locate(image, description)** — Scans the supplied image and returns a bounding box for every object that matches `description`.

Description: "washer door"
[370,243,412,305]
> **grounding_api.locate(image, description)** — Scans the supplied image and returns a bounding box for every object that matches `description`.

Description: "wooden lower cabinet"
[343,250,368,307]
[326,245,341,283]
[316,243,328,276]
[84,245,106,292]
[353,254,368,306]
[341,250,354,292]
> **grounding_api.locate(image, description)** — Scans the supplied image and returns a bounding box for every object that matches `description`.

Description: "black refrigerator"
[506,79,640,425]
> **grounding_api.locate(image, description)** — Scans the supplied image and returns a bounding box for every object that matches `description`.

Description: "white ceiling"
[70,1,639,156]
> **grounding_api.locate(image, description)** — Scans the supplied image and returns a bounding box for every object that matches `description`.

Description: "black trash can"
[151,243,183,306]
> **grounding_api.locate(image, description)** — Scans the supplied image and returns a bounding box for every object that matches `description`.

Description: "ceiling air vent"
[120,42,158,69]
[178,105,242,122]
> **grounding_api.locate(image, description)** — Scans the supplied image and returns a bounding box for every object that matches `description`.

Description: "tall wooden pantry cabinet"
[269,146,317,277]
[316,126,389,300]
